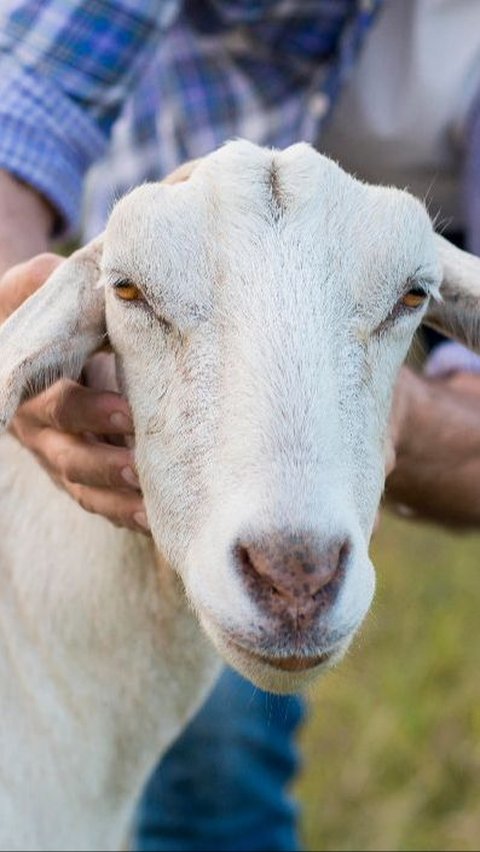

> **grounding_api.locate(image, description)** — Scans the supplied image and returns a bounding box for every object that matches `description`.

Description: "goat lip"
[226,638,332,672]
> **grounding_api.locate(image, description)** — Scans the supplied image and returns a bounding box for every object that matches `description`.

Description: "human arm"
[0,0,177,233]
[0,170,53,276]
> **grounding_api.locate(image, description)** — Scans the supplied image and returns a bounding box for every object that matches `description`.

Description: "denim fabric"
[134,667,306,852]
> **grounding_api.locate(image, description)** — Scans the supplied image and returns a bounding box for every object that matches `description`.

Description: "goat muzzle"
[233,532,349,629]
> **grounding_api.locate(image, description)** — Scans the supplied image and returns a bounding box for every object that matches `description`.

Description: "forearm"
[387,369,480,528]
[0,170,53,275]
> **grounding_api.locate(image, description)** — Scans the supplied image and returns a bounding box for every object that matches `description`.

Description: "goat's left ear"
[0,238,105,430]
[424,234,480,353]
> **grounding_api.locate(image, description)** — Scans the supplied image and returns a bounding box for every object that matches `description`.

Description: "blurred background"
[297,513,480,851]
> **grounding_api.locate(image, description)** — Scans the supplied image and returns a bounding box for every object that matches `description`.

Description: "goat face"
[3,140,478,694]
[103,141,440,692]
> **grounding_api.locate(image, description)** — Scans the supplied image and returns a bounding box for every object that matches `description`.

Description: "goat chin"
[198,612,350,695]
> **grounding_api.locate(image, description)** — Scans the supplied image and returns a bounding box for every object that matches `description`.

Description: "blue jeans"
[134,667,306,851]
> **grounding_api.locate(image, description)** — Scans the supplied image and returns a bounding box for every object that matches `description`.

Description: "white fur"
[0,141,472,850]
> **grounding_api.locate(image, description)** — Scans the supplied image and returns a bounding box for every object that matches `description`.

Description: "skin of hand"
[387,366,480,528]
[0,254,149,535]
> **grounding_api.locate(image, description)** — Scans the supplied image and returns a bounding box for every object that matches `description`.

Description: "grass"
[296,514,480,851]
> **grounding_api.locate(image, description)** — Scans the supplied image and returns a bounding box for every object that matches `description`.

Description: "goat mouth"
[226,638,332,672]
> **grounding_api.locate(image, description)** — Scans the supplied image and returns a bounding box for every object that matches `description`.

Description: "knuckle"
[45,394,65,431]
[111,513,134,531]
[45,382,78,430]
[107,463,122,490]
[27,253,63,282]
[55,449,73,482]
[9,401,39,445]
[52,474,67,493]
[67,483,93,514]
[56,474,70,493]
[9,412,28,445]
[31,445,49,470]
[23,428,47,461]
[75,491,95,515]
[33,251,62,267]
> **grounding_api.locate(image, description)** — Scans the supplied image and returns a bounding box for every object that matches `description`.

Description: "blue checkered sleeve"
[0,0,180,232]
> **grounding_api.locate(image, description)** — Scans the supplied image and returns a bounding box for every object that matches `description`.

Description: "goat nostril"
[311,540,350,602]
[235,545,258,583]
[234,534,349,617]
[235,545,284,597]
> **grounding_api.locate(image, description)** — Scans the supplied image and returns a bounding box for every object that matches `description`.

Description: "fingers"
[10,419,150,535]
[0,253,63,322]
[19,380,134,436]
[34,429,139,491]
[11,417,148,533]
[9,376,149,534]
[66,482,149,535]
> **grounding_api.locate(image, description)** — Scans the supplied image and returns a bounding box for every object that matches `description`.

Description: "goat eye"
[113,281,144,302]
[401,287,428,309]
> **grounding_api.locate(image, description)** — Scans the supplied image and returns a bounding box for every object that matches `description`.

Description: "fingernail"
[134,511,150,531]
[122,466,140,489]
[110,412,133,432]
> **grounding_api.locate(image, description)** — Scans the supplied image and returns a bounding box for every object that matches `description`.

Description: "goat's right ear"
[0,239,105,430]
[423,235,480,353]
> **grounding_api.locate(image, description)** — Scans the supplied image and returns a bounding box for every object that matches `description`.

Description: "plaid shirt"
[0,0,383,235]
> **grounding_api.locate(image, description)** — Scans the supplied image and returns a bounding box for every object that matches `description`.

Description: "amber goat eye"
[401,288,428,309]
[114,281,143,302]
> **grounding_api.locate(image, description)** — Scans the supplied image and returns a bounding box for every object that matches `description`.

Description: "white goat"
[0,141,479,852]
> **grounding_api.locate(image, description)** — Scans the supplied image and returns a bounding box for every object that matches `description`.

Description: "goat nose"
[234,533,349,621]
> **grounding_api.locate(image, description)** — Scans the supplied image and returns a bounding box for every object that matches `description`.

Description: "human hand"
[386,366,480,528]
[384,367,414,480]
[1,255,149,534]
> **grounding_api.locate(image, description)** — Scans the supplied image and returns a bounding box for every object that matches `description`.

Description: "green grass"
[296,515,480,851]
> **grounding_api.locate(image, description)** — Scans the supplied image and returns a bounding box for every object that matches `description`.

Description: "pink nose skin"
[234,533,349,626]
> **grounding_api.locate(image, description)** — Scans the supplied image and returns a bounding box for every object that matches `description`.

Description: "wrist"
[0,170,54,274]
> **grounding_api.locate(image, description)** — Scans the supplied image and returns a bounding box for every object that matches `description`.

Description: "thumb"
[0,253,63,324]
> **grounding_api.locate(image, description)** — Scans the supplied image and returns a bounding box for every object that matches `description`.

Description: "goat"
[0,140,479,852]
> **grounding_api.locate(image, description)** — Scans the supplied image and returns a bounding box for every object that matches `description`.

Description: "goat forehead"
[205,163,435,314]
[105,142,435,311]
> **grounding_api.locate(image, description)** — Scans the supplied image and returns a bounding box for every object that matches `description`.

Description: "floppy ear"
[424,234,480,353]
[0,239,105,430]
